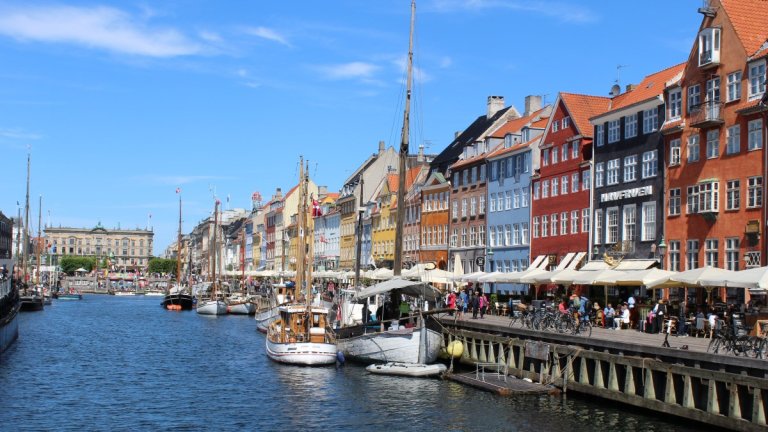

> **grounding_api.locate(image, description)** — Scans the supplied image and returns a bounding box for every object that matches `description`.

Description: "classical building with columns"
[44,223,154,270]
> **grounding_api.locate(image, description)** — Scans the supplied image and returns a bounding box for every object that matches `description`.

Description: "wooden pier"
[446,368,559,397]
[439,314,768,431]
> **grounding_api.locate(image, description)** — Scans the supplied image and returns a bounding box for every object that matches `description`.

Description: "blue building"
[485,99,550,294]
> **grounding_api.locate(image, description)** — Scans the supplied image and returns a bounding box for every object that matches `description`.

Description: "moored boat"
[266,304,337,365]
[196,199,227,316]
[0,261,20,354]
[366,362,446,377]
[226,293,256,315]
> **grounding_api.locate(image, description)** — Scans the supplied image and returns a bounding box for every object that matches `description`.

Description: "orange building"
[419,172,450,270]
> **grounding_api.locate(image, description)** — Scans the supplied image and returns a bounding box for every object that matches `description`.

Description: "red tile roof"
[490,107,550,138]
[721,0,768,57]
[486,135,541,159]
[559,93,612,137]
[603,63,686,113]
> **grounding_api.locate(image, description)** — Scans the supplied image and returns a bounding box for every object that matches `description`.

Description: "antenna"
[616,64,628,86]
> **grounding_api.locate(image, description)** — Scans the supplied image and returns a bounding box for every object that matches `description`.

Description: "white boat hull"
[255,306,280,333]
[227,302,256,315]
[196,300,228,315]
[114,292,135,296]
[366,362,447,377]
[336,327,443,364]
[265,338,337,365]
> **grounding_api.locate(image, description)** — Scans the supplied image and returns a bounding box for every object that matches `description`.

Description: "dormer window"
[748,60,766,101]
[698,27,721,68]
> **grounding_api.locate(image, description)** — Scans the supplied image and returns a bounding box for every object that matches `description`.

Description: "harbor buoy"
[446,340,463,358]
[336,351,345,366]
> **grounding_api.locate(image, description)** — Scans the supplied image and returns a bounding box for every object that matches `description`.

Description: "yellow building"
[45,223,154,270]
[372,174,398,267]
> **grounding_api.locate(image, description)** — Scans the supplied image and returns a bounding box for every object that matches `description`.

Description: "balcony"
[689,100,724,128]
[698,49,720,70]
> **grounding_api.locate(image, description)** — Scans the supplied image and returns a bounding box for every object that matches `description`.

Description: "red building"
[531,93,612,273]
[662,0,768,305]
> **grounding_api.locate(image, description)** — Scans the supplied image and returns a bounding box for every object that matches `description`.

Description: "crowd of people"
[445,288,489,319]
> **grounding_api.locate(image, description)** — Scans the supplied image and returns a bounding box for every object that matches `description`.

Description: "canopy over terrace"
[647,266,738,305]
[352,277,442,302]
[724,266,768,294]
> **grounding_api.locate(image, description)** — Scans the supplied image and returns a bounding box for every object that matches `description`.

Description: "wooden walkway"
[445,371,559,397]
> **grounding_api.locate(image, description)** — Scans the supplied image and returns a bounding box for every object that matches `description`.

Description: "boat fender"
[336,351,345,366]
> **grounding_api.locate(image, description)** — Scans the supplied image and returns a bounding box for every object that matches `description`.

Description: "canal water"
[1,295,705,431]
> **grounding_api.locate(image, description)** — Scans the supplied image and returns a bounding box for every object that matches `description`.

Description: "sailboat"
[196,199,227,315]
[163,190,194,310]
[19,155,43,312]
[334,0,443,365]
[265,157,337,365]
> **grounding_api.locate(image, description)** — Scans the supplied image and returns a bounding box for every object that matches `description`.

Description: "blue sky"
[0,0,702,253]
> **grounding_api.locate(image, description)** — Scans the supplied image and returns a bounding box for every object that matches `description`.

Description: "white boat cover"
[353,277,441,301]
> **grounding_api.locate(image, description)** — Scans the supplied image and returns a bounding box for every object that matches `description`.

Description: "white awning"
[353,277,441,301]
[613,260,659,271]
[527,255,547,271]
[579,261,610,271]
[566,252,587,269]
[555,252,576,271]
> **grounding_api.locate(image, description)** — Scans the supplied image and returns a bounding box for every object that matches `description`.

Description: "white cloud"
[393,57,431,83]
[199,30,222,43]
[0,4,204,57]
[316,62,379,80]
[439,56,453,68]
[243,26,291,46]
[430,0,597,23]
[0,128,42,140]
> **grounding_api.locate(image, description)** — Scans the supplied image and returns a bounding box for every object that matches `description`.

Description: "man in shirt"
[603,303,615,329]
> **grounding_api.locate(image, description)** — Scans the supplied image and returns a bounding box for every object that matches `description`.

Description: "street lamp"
[657,237,667,269]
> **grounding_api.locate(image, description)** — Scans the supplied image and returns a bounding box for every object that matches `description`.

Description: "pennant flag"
[176,187,181,194]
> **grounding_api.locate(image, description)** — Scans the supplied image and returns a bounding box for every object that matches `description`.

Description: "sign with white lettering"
[600,185,653,203]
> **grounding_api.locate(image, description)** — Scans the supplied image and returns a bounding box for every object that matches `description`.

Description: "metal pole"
[353,177,364,289]
[23,153,30,286]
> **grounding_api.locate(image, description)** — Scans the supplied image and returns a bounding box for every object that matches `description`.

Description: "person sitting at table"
[613,304,630,329]
[603,303,615,329]
[558,299,569,315]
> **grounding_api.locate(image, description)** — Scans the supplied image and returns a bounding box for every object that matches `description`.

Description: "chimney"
[274,187,283,200]
[625,84,637,92]
[454,131,461,139]
[378,140,385,155]
[524,95,542,116]
[487,95,505,118]
[417,144,424,162]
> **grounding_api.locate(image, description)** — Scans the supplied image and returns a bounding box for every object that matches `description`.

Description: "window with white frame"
[562,116,570,129]
[688,134,700,162]
[726,180,740,210]
[748,176,763,208]
[479,225,485,246]
[726,125,740,155]
[550,213,558,236]
[669,240,681,272]
[560,211,567,235]
[749,119,763,150]
[582,208,590,233]
[706,129,719,159]
[496,225,503,245]
[623,205,636,242]
[669,188,681,215]
[453,172,459,188]
[461,198,467,217]
[533,217,540,238]
[687,186,698,214]
[551,178,559,197]
[552,147,559,165]
[504,224,512,246]
[641,202,655,241]
[624,155,637,182]
[533,182,540,200]
[595,163,604,187]
[489,193,496,212]
[583,168,591,190]
[726,238,739,271]
[670,138,681,166]
[571,210,579,234]
[596,124,604,147]
[705,239,719,267]
[625,113,638,138]
[552,120,559,133]
[572,173,579,193]
[607,207,619,243]
[452,201,458,219]
[470,226,477,246]
[471,166,477,183]
[479,195,485,214]
[642,150,658,178]
[561,143,568,162]
[512,224,520,246]
[608,120,621,143]
[561,175,568,195]
[571,140,580,159]
[505,191,512,210]
[497,193,503,210]
[594,209,603,244]
[513,189,520,208]
[688,84,701,111]
[607,159,620,185]
[748,60,766,100]
[470,196,477,216]
[669,88,682,119]
[687,239,699,270]
[521,223,529,245]
[451,229,457,247]
[699,182,720,213]
[521,189,529,207]
[542,149,549,166]
[643,108,658,133]
[706,76,721,103]
[461,227,467,247]
[490,161,498,181]
[727,71,742,102]
[542,180,549,198]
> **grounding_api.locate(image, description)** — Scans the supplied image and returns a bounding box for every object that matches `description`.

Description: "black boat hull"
[19,296,44,312]
[162,294,194,310]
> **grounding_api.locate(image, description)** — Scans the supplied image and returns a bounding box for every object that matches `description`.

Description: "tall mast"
[296,157,306,305]
[212,200,219,296]
[393,0,415,277]
[305,159,313,307]
[240,223,246,292]
[353,177,364,289]
[22,153,30,285]
[36,195,42,286]
[176,191,182,287]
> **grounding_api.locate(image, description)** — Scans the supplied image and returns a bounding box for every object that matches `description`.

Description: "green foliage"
[490,293,498,306]
[148,258,177,274]
[59,256,97,274]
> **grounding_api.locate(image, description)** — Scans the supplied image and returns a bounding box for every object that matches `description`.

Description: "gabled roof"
[431,105,518,171]
[487,135,541,160]
[591,63,686,121]
[489,106,550,139]
[559,93,612,137]
[449,142,501,170]
[721,0,768,57]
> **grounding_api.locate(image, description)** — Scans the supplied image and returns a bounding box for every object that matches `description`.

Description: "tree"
[59,256,98,274]
[148,258,177,274]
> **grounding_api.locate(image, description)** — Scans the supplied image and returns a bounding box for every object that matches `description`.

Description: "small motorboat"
[366,362,447,377]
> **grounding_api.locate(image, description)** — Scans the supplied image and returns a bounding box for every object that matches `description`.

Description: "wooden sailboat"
[334,0,443,365]
[163,190,194,310]
[196,199,227,315]
[19,155,43,312]
[265,157,337,365]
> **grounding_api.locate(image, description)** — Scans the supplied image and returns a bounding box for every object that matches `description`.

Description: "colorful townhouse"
[663,0,768,304]
[419,172,450,270]
[402,164,430,269]
[486,97,551,294]
[591,64,686,271]
[313,194,341,271]
[531,93,611,285]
